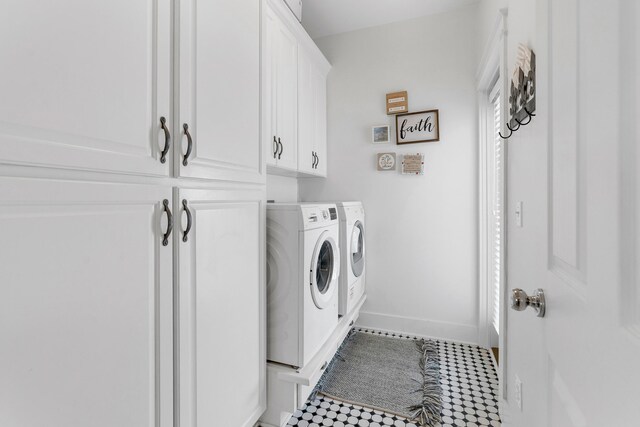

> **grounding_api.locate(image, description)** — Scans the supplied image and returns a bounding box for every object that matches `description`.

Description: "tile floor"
[286,329,501,427]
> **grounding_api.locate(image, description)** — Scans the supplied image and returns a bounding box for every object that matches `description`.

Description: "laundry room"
[1,0,637,426]
[263,1,481,425]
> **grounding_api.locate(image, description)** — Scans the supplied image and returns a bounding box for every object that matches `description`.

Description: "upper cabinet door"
[313,68,328,177]
[177,187,265,427]
[273,15,299,171]
[264,5,279,168]
[0,179,173,427]
[297,48,316,175]
[0,0,172,177]
[176,0,263,184]
[298,49,328,177]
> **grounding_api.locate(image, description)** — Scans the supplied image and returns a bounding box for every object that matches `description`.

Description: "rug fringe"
[407,340,442,426]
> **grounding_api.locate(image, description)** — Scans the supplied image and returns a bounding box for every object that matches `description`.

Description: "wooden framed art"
[386,91,408,114]
[395,109,440,144]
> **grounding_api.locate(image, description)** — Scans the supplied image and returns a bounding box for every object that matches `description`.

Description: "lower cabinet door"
[176,187,265,427]
[0,178,173,427]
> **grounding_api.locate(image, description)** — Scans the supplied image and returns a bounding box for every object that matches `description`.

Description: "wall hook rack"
[500,44,537,140]
[499,108,536,139]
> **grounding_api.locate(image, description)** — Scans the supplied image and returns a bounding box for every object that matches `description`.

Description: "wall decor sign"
[372,125,390,144]
[402,153,424,175]
[386,91,408,115]
[501,44,536,139]
[395,109,440,144]
[377,153,396,171]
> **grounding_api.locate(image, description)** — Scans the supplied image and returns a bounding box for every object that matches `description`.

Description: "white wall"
[299,5,481,343]
[267,174,298,202]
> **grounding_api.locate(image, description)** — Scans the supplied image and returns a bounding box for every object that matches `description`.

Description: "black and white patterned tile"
[286,329,501,427]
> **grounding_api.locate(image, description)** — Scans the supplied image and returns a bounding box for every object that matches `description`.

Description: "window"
[488,81,504,335]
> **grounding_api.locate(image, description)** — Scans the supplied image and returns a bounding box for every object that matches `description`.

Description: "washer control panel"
[301,204,338,228]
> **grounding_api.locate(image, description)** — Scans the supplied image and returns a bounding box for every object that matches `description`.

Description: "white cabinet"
[176,0,263,184]
[264,0,330,178]
[0,0,172,177]
[0,2,266,426]
[0,179,174,427]
[298,49,328,177]
[0,0,264,184]
[177,187,265,427]
[265,4,299,171]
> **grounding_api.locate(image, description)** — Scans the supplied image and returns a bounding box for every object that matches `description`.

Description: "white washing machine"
[266,203,340,368]
[336,201,366,316]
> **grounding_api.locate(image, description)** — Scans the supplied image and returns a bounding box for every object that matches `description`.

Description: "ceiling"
[301,0,479,39]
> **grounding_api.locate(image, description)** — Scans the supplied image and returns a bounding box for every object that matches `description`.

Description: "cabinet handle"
[273,136,278,158]
[315,153,320,169]
[160,117,171,164]
[161,199,173,246]
[183,123,193,167]
[312,151,317,168]
[182,199,192,243]
[277,137,283,159]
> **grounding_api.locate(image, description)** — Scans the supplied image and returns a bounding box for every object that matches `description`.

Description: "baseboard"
[356,311,479,346]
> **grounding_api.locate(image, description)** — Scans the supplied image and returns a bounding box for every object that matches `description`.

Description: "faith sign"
[395,109,440,144]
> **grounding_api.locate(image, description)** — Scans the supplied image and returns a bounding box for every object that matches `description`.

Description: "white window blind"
[489,87,503,334]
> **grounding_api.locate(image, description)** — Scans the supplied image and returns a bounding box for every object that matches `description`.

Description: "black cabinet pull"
[273,136,278,158]
[312,151,316,168]
[182,199,192,243]
[315,153,319,169]
[277,137,283,159]
[160,117,171,164]
[161,199,173,246]
[183,123,193,166]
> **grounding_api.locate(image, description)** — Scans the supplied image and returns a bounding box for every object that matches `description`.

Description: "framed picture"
[395,109,440,144]
[377,153,396,171]
[402,153,425,175]
[372,125,390,144]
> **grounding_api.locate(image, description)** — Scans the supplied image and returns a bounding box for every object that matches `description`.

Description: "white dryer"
[266,203,340,368]
[336,201,366,316]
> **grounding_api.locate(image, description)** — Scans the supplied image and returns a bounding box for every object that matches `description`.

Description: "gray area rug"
[317,331,442,426]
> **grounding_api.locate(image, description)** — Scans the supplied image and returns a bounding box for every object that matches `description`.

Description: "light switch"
[515,375,523,411]
[515,202,523,227]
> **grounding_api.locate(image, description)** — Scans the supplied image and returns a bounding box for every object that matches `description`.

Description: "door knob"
[511,288,546,317]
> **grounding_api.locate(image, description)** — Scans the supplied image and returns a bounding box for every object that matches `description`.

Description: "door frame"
[476,8,509,410]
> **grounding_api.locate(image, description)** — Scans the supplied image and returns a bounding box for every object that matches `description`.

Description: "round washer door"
[350,220,365,277]
[310,231,339,309]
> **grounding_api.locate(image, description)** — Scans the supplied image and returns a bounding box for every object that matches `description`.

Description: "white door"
[272,8,298,171]
[0,179,173,427]
[502,1,640,425]
[0,0,172,177]
[176,0,262,184]
[176,187,265,427]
